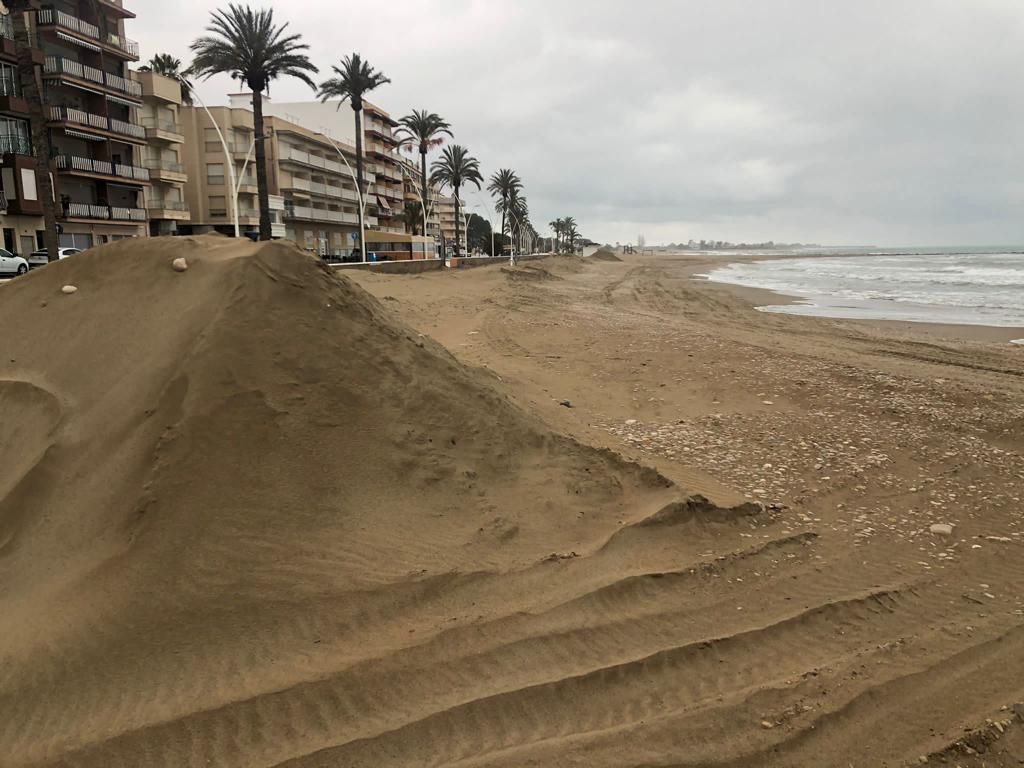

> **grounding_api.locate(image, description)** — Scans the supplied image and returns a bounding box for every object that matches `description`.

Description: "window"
[204,128,221,153]
[206,163,225,186]
[208,196,226,216]
[0,116,30,155]
[0,62,18,97]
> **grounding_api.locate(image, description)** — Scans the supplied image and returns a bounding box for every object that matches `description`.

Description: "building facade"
[436,195,467,254]
[40,0,147,247]
[180,101,372,254]
[137,70,188,236]
[0,11,43,256]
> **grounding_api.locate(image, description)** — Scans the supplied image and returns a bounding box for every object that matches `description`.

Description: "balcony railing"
[55,154,149,181]
[148,200,189,212]
[110,206,146,221]
[0,134,31,155]
[38,8,100,38]
[109,118,145,139]
[105,33,139,59]
[44,56,142,98]
[0,14,12,41]
[145,159,185,174]
[0,73,20,97]
[65,202,110,219]
[37,9,139,59]
[50,106,146,140]
[142,118,181,134]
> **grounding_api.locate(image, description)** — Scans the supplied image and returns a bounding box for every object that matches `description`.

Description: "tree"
[6,4,58,260]
[466,212,493,254]
[562,217,579,253]
[138,53,194,104]
[548,220,560,253]
[191,5,316,241]
[402,200,423,235]
[317,53,390,254]
[487,169,521,246]
[396,110,451,238]
[430,145,483,260]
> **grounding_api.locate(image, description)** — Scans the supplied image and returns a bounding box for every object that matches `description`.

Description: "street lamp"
[321,132,368,263]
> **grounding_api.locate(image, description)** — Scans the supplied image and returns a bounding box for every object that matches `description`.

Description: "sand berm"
[0,236,762,767]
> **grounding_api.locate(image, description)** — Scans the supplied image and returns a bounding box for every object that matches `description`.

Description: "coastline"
[684,251,1024,345]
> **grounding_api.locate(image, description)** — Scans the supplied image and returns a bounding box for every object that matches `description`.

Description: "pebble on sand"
[929,523,955,536]
[61,285,77,294]
[172,258,189,272]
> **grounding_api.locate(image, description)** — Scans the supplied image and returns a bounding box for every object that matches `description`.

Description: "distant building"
[137,70,189,236]
[181,100,370,255]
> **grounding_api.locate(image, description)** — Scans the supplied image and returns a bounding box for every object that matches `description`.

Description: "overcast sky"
[134,1,1024,246]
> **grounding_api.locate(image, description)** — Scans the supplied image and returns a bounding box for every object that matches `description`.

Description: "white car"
[28,247,81,269]
[0,249,28,277]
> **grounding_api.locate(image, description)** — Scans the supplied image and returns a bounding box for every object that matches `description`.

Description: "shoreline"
[681,252,1024,344]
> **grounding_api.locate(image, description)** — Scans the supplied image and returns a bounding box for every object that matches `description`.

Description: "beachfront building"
[137,70,188,236]
[436,195,466,255]
[0,13,43,256]
[399,154,441,241]
[180,99,369,254]
[39,0,147,247]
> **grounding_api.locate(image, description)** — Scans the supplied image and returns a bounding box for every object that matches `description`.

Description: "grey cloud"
[134,0,1024,245]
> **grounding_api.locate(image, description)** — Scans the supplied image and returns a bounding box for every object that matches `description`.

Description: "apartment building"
[436,195,467,254]
[180,100,372,254]
[250,98,441,238]
[137,70,188,236]
[0,13,43,256]
[40,0,147,246]
[398,154,441,241]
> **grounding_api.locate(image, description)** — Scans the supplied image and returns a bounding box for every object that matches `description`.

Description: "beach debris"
[559,400,574,408]
[61,285,78,294]
[929,523,955,536]
[172,257,189,272]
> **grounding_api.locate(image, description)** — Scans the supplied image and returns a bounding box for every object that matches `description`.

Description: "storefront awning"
[376,195,391,212]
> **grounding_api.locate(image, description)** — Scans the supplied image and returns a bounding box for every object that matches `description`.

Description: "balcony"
[44,56,143,100]
[55,154,150,182]
[50,105,146,143]
[0,134,31,156]
[147,200,190,221]
[142,118,184,143]
[37,8,140,60]
[144,159,187,183]
[283,205,360,226]
[63,202,146,222]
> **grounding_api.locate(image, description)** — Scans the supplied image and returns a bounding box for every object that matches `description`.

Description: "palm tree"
[5,3,58,260]
[430,145,483,260]
[402,200,423,235]
[138,53,194,104]
[191,4,317,240]
[565,218,580,253]
[396,110,452,235]
[317,54,390,254]
[487,169,522,245]
[548,219,560,253]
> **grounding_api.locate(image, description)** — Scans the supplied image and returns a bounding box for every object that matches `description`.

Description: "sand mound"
[501,263,563,281]
[0,236,752,767]
[590,246,623,262]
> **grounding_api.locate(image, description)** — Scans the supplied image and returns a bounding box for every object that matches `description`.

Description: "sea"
[703,247,1024,343]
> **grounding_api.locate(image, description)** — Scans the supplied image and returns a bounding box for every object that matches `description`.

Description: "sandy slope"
[2,239,1022,767]
[346,251,1024,767]
[0,238,763,768]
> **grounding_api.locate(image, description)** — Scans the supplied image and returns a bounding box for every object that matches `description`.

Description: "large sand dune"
[0,238,769,767]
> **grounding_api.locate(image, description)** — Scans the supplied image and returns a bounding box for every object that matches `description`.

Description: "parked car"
[0,249,29,277]
[28,248,81,269]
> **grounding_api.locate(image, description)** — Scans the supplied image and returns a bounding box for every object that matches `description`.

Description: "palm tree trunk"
[420,147,428,237]
[454,183,461,258]
[251,90,271,240]
[353,106,366,261]
[12,7,58,260]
